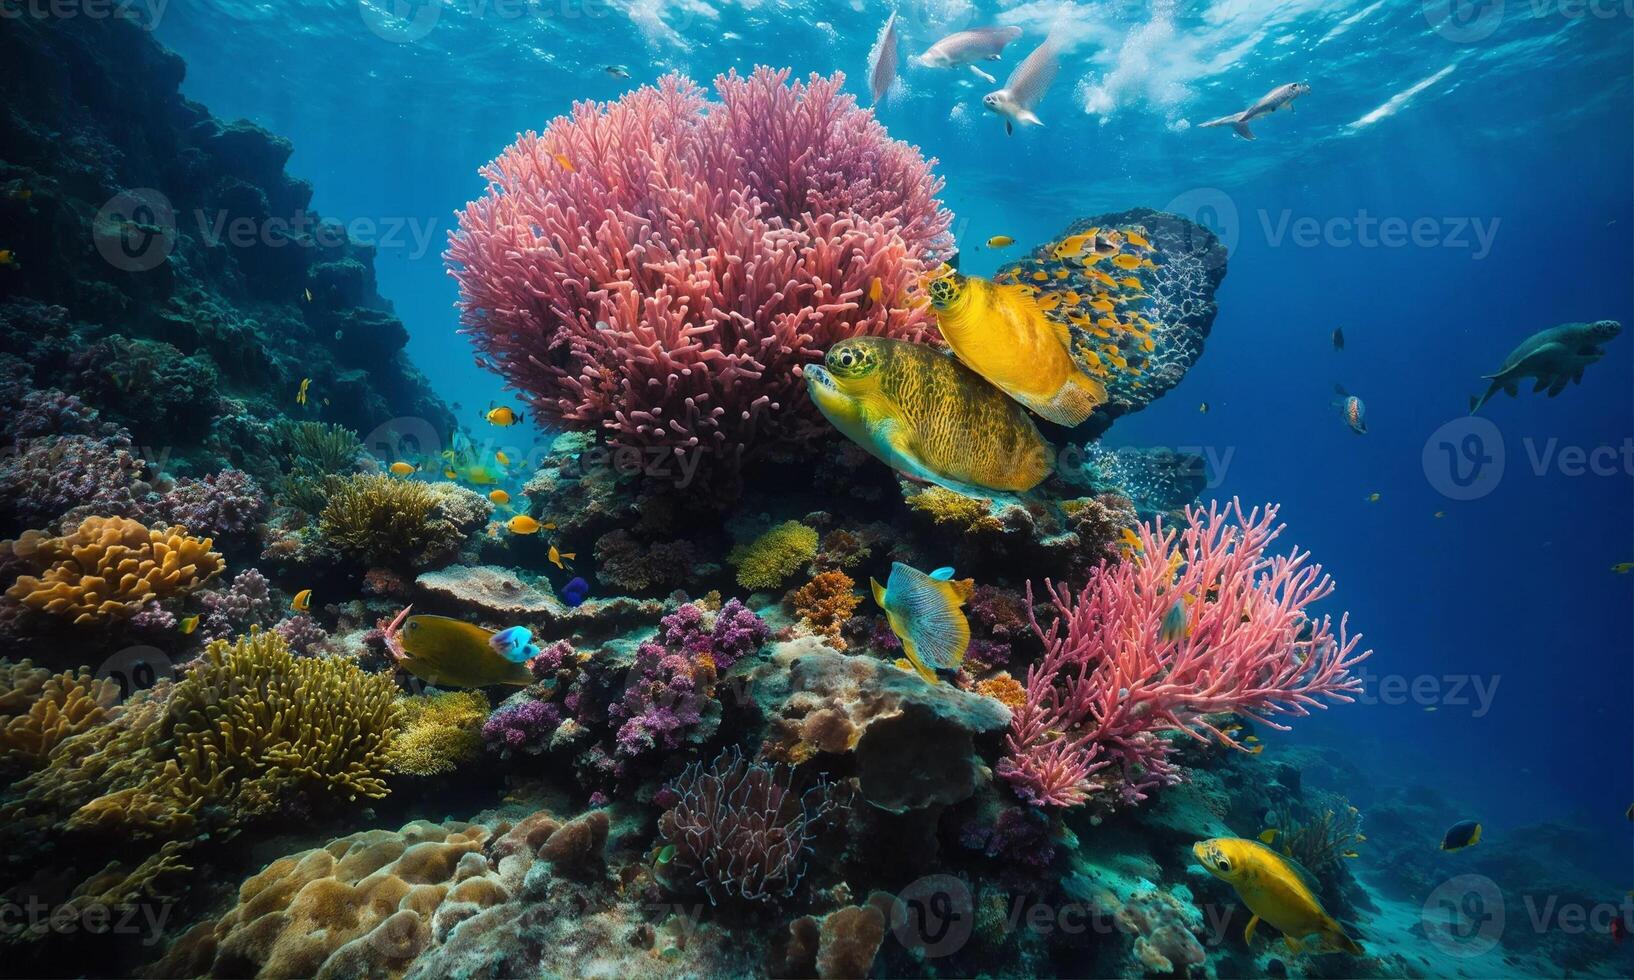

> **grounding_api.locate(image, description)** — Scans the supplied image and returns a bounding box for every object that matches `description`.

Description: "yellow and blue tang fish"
[805,337,1053,497]
[1160,599,1189,643]
[1439,819,1482,851]
[870,563,974,685]
[395,614,534,688]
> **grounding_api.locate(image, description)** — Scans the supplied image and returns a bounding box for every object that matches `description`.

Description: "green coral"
[728,521,818,590]
[317,474,488,568]
[273,421,364,514]
[391,691,489,777]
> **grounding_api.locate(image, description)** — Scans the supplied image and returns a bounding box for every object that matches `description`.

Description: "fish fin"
[1504,383,1517,397]
[1469,824,1482,845]
[1234,120,1256,140]
[969,65,996,84]
[871,577,888,611]
[1327,923,1364,956]
[929,566,955,581]
[1004,39,1057,110]
[1034,368,1106,427]
[1244,914,1261,946]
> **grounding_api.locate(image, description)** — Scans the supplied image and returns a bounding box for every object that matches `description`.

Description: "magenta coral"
[483,697,562,758]
[446,68,953,474]
[158,469,267,541]
[999,499,1370,809]
[659,746,835,906]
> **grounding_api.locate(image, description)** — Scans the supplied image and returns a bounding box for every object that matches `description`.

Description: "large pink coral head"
[999,498,1372,809]
[446,67,954,483]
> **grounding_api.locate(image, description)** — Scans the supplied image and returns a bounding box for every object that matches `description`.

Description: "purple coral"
[659,746,836,906]
[482,697,562,758]
[198,569,276,641]
[708,599,771,671]
[10,389,105,440]
[157,469,267,541]
[273,614,329,656]
[0,433,155,532]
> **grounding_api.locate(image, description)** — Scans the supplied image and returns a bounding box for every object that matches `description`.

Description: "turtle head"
[824,339,884,385]
[926,270,968,312]
[807,340,885,428]
[1587,319,1622,343]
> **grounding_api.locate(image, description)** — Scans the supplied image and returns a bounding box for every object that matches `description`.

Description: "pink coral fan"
[446,68,953,475]
[1000,500,1370,809]
[658,746,836,906]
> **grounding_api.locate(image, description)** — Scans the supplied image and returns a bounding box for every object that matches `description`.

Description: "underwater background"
[0,0,1630,978]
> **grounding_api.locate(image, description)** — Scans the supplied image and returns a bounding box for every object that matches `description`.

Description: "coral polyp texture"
[4,516,225,625]
[1000,500,1370,809]
[446,68,954,476]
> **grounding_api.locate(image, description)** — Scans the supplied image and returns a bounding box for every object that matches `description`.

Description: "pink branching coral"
[446,68,953,474]
[999,499,1370,809]
[658,746,836,906]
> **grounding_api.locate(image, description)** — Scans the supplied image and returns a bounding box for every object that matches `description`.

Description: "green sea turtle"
[1469,320,1621,413]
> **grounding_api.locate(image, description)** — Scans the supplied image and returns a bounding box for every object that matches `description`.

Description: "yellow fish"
[0,250,15,267]
[291,589,313,612]
[486,406,523,427]
[986,235,1015,249]
[927,271,1107,427]
[1194,838,1363,955]
[296,378,311,405]
[549,545,576,569]
[868,277,883,305]
[389,461,417,477]
[1257,829,1280,845]
[554,153,576,172]
[394,614,533,688]
[443,466,459,480]
[1125,230,1151,249]
[1052,234,1094,259]
[805,338,1053,496]
[1613,562,1634,574]
[871,563,974,685]
[178,615,199,635]
[489,489,511,506]
[1112,253,1142,271]
[496,450,511,467]
[506,515,542,535]
[1118,527,1143,553]
[1366,492,1381,503]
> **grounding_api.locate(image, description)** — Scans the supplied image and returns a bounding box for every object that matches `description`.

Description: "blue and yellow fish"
[870,563,974,685]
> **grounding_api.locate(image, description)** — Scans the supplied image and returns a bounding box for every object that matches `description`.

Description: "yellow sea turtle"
[927,270,1108,427]
[805,337,1053,496]
[1193,837,1364,955]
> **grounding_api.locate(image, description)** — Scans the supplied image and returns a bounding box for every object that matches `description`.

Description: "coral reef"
[198,568,277,641]
[0,664,120,773]
[789,570,861,647]
[658,747,838,906]
[393,691,490,777]
[447,68,953,480]
[730,520,819,590]
[318,475,489,569]
[999,500,1369,809]
[4,517,224,626]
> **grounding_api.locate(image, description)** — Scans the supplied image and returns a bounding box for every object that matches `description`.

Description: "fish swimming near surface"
[913,25,1024,84]
[1193,837,1364,955]
[489,625,541,664]
[1439,819,1483,851]
[1469,319,1621,413]
[1333,385,1367,434]
[871,563,975,685]
[805,337,1055,496]
[867,11,900,107]
[984,37,1058,135]
[386,609,534,688]
[604,64,631,78]
[927,269,1108,426]
[1199,82,1311,140]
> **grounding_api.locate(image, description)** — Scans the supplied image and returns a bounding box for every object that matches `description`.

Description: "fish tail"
[1328,924,1364,956]
[1041,368,1107,427]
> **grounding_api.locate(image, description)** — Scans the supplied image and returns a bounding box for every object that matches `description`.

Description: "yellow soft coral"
[728,521,818,590]
[391,691,489,777]
[0,662,119,772]
[4,517,224,625]
[905,486,1004,532]
[319,474,484,567]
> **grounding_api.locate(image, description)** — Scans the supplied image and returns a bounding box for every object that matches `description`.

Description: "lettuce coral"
[447,68,953,479]
[392,691,489,777]
[0,662,119,772]
[4,516,224,625]
[728,521,818,590]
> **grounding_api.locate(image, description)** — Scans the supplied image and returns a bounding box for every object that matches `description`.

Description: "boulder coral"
[447,68,954,477]
[4,516,224,625]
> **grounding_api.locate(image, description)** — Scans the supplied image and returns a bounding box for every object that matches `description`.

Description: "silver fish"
[914,26,1022,84]
[983,37,1057,135]
[868,11,900,107]
[1198,82,1311,141]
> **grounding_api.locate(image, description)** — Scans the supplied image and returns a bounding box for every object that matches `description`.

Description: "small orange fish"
[554,153,576,172]
[291,589,313,612]
[1113,254,1142,271]
[868,277,883,305]
[507,515,542,535]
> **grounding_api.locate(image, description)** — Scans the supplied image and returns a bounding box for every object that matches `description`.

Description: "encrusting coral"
[392,690,490,777]
[0,662,119,772]
[4,516,224,625]
[729,520,818,590]
[447,68,953,479]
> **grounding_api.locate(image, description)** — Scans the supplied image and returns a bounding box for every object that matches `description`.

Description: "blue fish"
[489,625,541,664]
[870,562,973,685]
[1160,599,1189,643]
[562,576,591,608]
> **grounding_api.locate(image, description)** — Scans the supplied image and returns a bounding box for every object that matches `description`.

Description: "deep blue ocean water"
[153,0,1631,872]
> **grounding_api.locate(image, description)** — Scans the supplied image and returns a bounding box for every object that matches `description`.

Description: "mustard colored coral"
[789,571,861,648]
[391,691,489,777]
[0,662,119,772]
[728,521,818,590]
[4,517,224,625]
[905,486,1004,532]
[318,474,486,568]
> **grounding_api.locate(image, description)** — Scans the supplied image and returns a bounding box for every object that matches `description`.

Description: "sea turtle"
[1469,320,1621,413]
